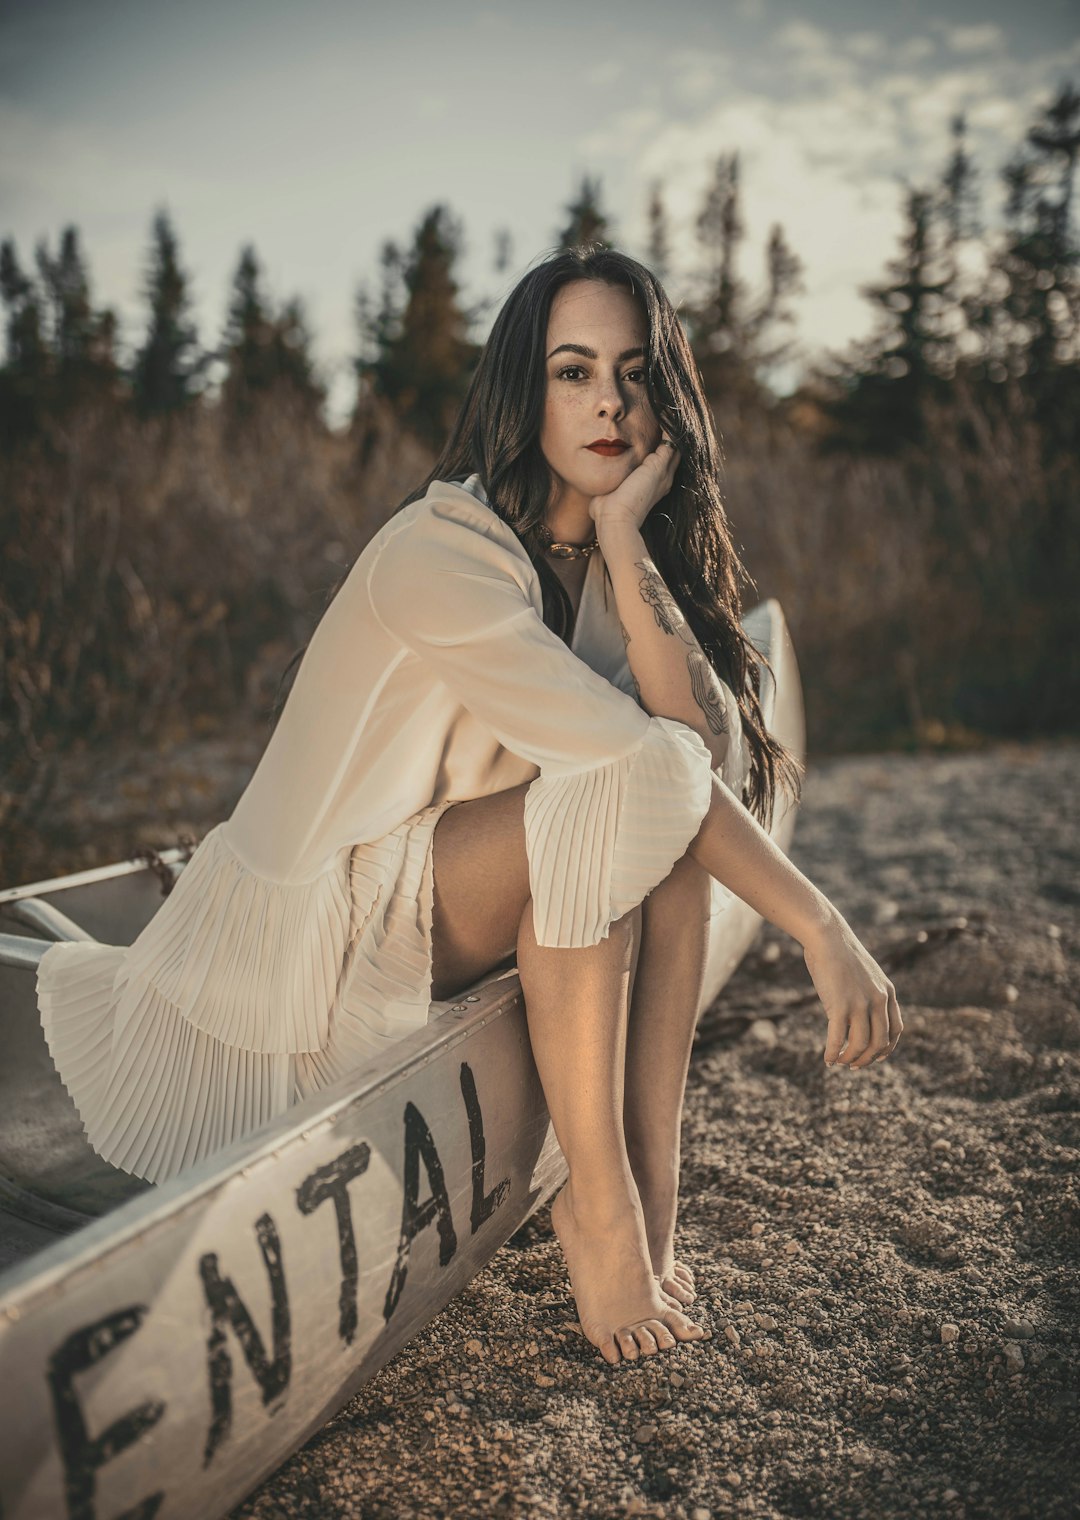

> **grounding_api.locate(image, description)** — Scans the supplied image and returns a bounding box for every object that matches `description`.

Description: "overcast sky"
[2,0,1078,425]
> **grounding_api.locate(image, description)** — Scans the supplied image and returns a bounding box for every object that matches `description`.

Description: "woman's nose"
[596,378,627,417]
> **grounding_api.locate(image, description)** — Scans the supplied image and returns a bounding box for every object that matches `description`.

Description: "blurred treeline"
[2,85,1078,863]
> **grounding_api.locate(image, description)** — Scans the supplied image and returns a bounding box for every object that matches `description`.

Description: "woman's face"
[539,279,662,517]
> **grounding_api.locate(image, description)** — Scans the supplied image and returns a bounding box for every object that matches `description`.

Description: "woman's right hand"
[802,912,904,1068]
[589,437,681,536]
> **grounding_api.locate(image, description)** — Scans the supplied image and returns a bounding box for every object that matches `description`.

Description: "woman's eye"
[555,366,647,383]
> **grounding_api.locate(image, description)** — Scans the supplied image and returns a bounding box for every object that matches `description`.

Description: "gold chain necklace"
[538,523,599,560]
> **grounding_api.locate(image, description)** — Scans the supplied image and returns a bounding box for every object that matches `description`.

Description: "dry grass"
[2,379,1076,884]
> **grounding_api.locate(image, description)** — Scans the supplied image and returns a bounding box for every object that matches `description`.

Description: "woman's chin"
[580,451,637,485]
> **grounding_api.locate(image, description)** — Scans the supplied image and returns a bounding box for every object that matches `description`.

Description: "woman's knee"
[644,849,713,924]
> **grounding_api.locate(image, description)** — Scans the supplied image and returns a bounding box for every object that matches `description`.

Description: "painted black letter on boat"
[295,1143,372,1347]
[384,1103,458,1322]
[200,1213,291,1466]
[47,1305,166,1520]
[461,1059,512,1232]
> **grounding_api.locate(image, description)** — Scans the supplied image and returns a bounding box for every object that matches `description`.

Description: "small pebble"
[940,1323,960,1344]
[1004,1343,1026,1374]
[633,1424,657,1444]
[1002,1318,1035,1339]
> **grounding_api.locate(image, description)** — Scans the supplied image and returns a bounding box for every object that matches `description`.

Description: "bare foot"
[549,1181,709,1365]
[630,1160,698,1308]
[655,1261,697,1310]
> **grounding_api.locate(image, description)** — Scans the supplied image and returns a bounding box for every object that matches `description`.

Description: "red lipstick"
[586,438,629,457]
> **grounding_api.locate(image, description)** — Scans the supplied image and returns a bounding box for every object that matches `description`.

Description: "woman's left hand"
[802,910,904,1068]
[589,438,680,535]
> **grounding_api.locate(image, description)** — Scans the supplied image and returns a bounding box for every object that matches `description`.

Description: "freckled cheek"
[544,396,589,454]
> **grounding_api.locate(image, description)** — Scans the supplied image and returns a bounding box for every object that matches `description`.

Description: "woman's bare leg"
[622,852,713,1308]
[429,784,707,1363]
[516,897,707,1364]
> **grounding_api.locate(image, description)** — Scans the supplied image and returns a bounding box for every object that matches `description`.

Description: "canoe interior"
[0,596,804,1280]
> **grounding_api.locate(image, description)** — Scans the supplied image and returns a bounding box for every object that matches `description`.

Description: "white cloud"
[846,32,886,60]
[943,24,1005,54]
[586,22,1074,382]
[895,36,936,65]
[581,59,623,88]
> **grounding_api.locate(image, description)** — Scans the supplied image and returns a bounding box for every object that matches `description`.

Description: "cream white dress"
[35,474,749,1184]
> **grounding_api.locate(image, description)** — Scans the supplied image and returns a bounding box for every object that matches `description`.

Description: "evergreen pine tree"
[936,111,983,381]
[978,82,1080,441]
[131,208,202,418]
[268,294,326,419]
[220,243,277,419]
[0,239,51,443]
[493,227,514,275]
[355,207,476,450]
[684,151,803,413]
[646,180,671,283]
[813,182,952,452]
[34,225,121,406]
[557,175,614,250]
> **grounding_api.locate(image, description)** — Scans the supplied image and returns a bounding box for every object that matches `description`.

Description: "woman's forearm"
[689,772,839,949]
[596,514,735,771]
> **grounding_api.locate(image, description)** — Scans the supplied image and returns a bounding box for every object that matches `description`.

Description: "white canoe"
[0,596,805,1520]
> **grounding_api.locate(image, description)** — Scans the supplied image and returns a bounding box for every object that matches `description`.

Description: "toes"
[599,1336,621,1365]
[662,1309,708,1341]
[616,1328,640,1361]
[648,1319,677,1350]
[660,1275,694,1304]
[673,1262,696,1286]
[633,1325,660,1356]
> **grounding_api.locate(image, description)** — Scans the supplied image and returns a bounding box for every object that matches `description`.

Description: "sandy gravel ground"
[11,733,1077,1518]
[217,738,1077,1520]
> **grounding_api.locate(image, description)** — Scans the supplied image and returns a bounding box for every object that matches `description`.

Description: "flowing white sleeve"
[367,505,717,948]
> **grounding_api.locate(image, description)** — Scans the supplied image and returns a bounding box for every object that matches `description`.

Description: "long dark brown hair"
[274,245,802,829]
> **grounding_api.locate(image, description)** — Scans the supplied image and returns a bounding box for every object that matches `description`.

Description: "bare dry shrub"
[1,378,1074,872]
[0,389,432,845]
[719,381,1078,751]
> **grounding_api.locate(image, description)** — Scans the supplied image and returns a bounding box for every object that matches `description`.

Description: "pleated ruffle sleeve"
[366,499,718,948]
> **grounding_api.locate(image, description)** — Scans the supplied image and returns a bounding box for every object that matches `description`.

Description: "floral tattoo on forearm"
[623,559,730,737]
[635,560,690,641]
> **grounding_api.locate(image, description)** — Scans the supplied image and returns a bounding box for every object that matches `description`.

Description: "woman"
[36,246,902,1368]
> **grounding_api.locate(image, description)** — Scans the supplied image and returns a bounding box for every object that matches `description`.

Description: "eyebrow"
[546,343,645,362]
